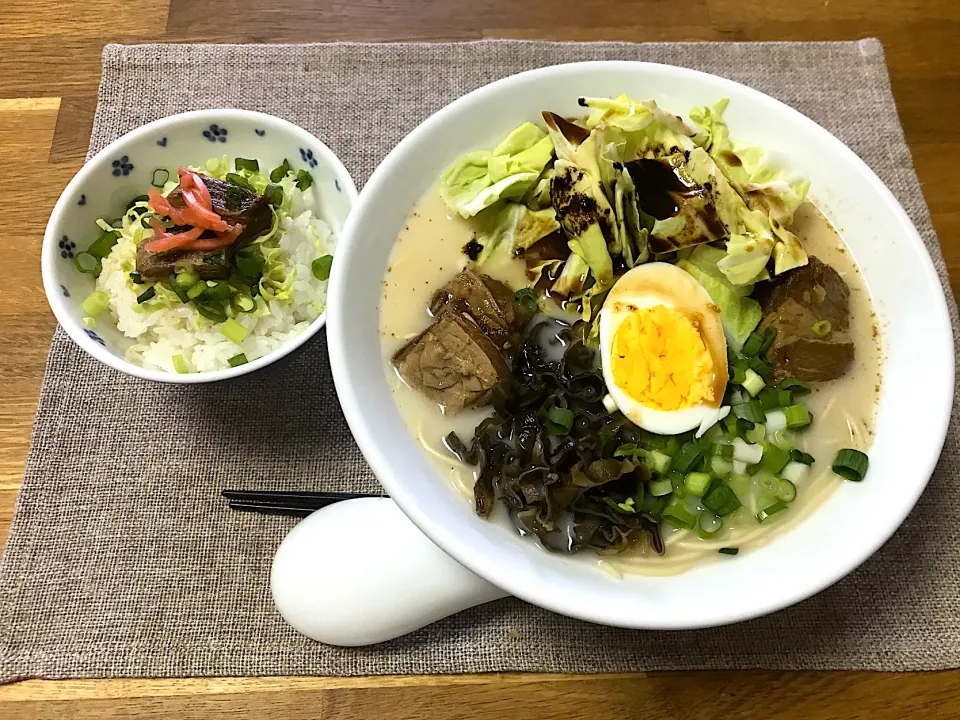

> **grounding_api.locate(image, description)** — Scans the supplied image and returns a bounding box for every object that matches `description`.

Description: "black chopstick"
[221,489,383,517]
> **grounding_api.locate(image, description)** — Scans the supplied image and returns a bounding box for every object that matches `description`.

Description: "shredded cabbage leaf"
[439,122,555,218]
[677,245,763,351]
[690,99,810,281]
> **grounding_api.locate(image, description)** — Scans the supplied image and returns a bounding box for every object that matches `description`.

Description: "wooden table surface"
[1,0,957,717]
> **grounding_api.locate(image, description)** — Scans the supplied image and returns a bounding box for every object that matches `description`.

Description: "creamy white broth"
[380,187,881,575]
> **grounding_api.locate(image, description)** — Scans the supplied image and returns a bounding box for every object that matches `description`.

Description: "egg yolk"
[610,305,716,411]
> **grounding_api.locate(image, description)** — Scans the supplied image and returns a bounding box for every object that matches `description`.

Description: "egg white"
[599,263,729,437]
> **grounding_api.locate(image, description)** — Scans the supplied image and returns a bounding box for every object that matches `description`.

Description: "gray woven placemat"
[0,39,957,683]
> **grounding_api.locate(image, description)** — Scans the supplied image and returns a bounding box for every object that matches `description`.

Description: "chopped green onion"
[136,287,156,304]
[812,319,832,337]
[202,282,233,302]
[718,547,739,556]
[703,423,725,444]
[733,438,763,465]
[646,450,671,474]
[614,443,640,460]
[545,405,574,436]
[758,442,790,475]
[746,422,766,445]
[227,353,248,368]
[776,478,798,503]
[735,418,755,441]
[126,194,150,212]
[730,364,748,385]
[747,355,774,380]
[220,318,248,344]
[790,449,815,465]
[81,291,109,317]
[172,354,189,374]
[832,448,869,482]
[664,436,683,457]
[777,389,794,407]
[83,317,95,328]
[269,159,292,183]
[778,378,811,397]
[225,172,251,189]
[151,168,170,188]
[513,287,539,314]
[235,157,259,173]
[702,483,741,517]
[741,332,764,358]
[296,169,314,190]
[697,512,723,537]
[668,470,686,497]
[168,274,190,303]
[727,472,750,497]
[684,472,712,496]
[764,408,787,433]
[74,251,102,276]
[710,456,733,477]
[783,404,811,429]
[732,437,764,465]
[662,503,696,530]
[722,412,736,433]
[771,428,794,451]
[196,304,227,322]
[672,442,704,474]
[311,255,334,282]
[756,474,780,498]
[233,294,256,313]
[733,398,766,423]
[129,272,143,284]
[88,231,119,259]
[187,282,207,300]
[236,251,266,285]
[633,481,645,508]
[265,183,284,206]
[756,501,788,523]
[711,443,734,460]
[648,478,674,497]
[175,269,201,289]
[780,461,810,484]
[758,387,779,411]
[758,326,778,355]
[741,368,765,397]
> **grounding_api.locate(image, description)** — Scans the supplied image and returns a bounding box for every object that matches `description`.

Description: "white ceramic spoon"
[270,497,508,646]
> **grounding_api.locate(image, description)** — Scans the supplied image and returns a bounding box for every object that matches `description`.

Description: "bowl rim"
[42,108,358,384]
[328,61,955,628]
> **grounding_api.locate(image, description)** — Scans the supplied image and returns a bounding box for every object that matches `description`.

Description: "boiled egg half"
[599,262,729,436]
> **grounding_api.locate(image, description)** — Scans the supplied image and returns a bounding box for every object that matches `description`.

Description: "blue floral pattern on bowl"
[157,137,168,147]
[255,129,266,137]
[58,235,76,259]
[78,194,86,206]
[60,284,70,298]
[84,328,106,346]
[203,124,228,143]
[300,148,318,168]
[111,156,134,177]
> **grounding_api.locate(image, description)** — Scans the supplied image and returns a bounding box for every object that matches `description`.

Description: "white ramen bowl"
[327,62,955,629]
[43,109,357,383]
